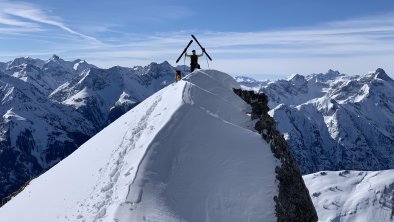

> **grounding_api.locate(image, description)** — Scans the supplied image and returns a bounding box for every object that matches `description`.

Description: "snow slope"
[0,56,180,201]
[0,70,278,222]
[304,170,394,222]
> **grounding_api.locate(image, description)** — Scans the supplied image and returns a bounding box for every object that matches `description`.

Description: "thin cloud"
[1,7,393,76]
[0,14,37,28]
[71,12,394,76]
[0,0,99,42]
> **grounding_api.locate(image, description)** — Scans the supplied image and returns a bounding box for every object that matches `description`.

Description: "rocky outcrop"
[233,88,318,222]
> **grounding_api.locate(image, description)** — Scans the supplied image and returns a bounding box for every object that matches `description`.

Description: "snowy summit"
[0,70,296,221]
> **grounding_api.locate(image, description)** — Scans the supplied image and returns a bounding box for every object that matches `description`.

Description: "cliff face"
[233,89,318,222]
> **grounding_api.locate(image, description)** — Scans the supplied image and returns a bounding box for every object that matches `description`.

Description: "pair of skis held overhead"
[176,35,212,62]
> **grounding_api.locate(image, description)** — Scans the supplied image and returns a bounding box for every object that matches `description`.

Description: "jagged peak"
[374,68,392,81]
[305,69,344,82]
[9,56,34,64]
[287,74,307,87]
[289,73,305,81]
[161,60,172,66]
[45,55,68,67]
[6,57,44,70]
[141,61,174,78]
[287,73,303,80]
[145,61,172,69]
[45,55,66,67]
[50,54,60,61]
[326,69,340,76]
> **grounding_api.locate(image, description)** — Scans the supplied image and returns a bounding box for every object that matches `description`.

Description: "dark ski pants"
[191,64,200,72]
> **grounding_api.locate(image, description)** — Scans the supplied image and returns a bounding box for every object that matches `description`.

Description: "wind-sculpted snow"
[304,170,394,222]
[0,56,179,202]
[239,69,394,174]
[0,70,280,222]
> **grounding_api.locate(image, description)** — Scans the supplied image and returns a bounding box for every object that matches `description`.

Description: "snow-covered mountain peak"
[139,61,174,78]
[287,73,302,80]
[6,56,44,70]
[45,55,69,68]
[288,73,307,87]
[325,69,341,78]
[0,70,291,221]
[305,69,344,83]
[374,68,393,82]
[73,59,92,72]
[50,54,60,61]
[49,61,179,128]
[41,56,95,88]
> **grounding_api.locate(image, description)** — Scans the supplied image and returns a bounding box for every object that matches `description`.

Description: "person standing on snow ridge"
[185,49,204,72]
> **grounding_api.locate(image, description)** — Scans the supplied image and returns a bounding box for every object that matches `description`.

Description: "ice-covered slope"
[304,170,394,222]
[0,70,280,222]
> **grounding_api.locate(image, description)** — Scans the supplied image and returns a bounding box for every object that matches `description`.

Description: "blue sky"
[1,0,394,78]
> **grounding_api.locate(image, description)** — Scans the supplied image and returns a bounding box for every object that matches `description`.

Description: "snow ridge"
[0,70,280,222]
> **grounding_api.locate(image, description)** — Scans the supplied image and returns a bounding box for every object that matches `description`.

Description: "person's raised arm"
[198,48,205,57]
[185,52,191,57]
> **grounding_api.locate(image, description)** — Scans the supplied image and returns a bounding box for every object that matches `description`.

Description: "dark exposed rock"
[375,68,393,82]
[233,88,318,222]
[107,102,139,123]
[0,130,42,206]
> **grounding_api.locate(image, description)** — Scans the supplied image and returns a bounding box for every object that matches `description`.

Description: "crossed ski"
[176,35,212,63]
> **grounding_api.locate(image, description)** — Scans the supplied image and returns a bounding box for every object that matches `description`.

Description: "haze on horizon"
[1,0,394,78]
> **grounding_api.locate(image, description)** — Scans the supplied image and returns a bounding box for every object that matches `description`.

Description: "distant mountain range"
[236,69,394,174]
[0,55,181,201]
[2,55,393,221]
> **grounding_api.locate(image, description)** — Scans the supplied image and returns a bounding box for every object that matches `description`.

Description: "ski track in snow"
[83,94,163,221]
[183,81,247,130]
[112,70,277,221]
